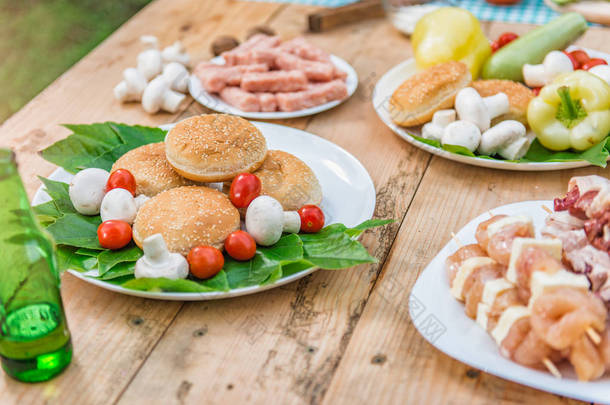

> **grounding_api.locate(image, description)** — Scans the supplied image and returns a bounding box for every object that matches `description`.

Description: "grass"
[0,0,153,123]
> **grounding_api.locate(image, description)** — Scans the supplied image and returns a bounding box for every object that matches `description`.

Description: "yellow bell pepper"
[527,70,610,151]
[412,7,491,79]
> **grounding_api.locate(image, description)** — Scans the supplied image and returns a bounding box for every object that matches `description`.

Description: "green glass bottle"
[0,148,72,382]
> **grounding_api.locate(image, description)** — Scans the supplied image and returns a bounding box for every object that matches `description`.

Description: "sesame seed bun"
[133,186,240,255]
[471,80,534,126]
[165,114,267,182]
[111,142,194,197]
[252,150,322,211]
[389,61,471,127]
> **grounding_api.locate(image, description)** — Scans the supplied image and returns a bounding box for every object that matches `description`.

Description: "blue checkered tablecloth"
[245,0,563,25]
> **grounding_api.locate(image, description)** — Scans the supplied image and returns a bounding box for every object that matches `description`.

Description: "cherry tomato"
[582,58,608,71]
[563,51,579,70]
[229,173,261,208]
[97,220,132,250]
[298,205,325,233]
[532,87,541,96]
[107,169,136,196]
[568,50,590,69]
[490,41,501,53]
[497,32,518,47]
[187,246,224,279]
[224,230,257,261]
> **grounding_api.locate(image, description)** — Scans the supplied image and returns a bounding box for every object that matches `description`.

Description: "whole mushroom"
[454,87,509,132]
[135,234,189,280]
[161,62,189,93]
[114,68,148,103]
[523,51,574,88]
[589,65,610,86]
[68,168,110,215]
[441,120,482,152]
[141,76,186,114]
[100,188,137,224]
[137,48,163,81]
[245,196,301,246]
[161,41,190,66]
[477,120,526,156]
[422,109,456,142]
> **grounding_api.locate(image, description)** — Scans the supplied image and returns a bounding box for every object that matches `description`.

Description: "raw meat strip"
[257,93,277,112]
[279,37,331,62]
[219,87,260,112]
[222,35,281,66]
[226,48,280,67]
[241,70,307,93]
[276,80,348,112]
[275,52,334,82]
[194,63,268,93]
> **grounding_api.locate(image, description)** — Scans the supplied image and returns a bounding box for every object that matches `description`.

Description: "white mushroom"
[100,188,137,224]
[589,65,610,86]
[161,62,189,93]
[137,48,163,81]
[134,194,150,211]
[454,88,509,132]
[441,120,482,152]
[498,132,535,161]
[161,41,190,66]
[283,211,301,234]
[68,168,109,215]
[422,109,456,142]
[477,120,526,156]
[523,51,574,88]
[114,68,148,103]
[140,35,159,49]
[245,196,301,246]
[141,76,186,114]
[134,234,189,280]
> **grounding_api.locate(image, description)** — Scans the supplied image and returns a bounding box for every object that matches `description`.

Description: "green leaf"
[56,246,98,273]
[224,253,281,288]
[38,176,75,214]
[46,213,102,249]
[33,201,62,224]
[257,234,303,263]
[521,137,609,168]
[346,219,395,238]
[75,247,102,257]
[40,122,166,173]
[97,245,142,276]
[95,261,135,280]
[122,273,229,293]
[300,225,377,269]
[281,260,316,277]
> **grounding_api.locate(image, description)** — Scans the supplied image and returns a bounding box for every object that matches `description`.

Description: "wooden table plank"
[320,23,610,405]
[0,1,283,404]
[116,6,431,405]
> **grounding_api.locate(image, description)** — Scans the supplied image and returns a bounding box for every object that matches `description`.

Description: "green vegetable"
[35,122,393,294]
[409,133,610,167]
[482,13,587,81]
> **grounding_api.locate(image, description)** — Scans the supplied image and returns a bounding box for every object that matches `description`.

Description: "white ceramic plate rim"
[32,122,376,301]
[188,54,358,119]
[372,46,610,171]
[410,200,610,404]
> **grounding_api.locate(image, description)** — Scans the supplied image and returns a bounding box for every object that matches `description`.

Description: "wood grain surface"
[0,1,608,404]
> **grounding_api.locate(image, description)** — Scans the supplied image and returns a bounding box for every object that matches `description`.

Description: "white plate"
[33,122,376,301]
[410,200,610,404]
[372,47,610,171]
[188,55,358,119]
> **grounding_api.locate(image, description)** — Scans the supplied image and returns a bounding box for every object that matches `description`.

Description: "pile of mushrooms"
[422,87,532,160]
[114,35,191,114]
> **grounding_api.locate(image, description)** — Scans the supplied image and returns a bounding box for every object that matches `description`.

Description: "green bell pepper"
[527,70,610,151]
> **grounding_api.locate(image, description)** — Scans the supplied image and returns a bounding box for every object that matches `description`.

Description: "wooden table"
[0,1,608,404]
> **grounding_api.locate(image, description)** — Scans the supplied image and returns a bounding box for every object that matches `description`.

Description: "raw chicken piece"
[445,243,486,284]
[219,87,260,112]
[241,70,308,93]
[275,80,348,112]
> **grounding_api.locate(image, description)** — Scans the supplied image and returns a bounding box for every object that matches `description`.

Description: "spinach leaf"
[97,245,143,276]
[38,176,75,214]
[46,213,102,249]
[56,246,98,273]
[346,219,395,238]
[300,225,377,269]
[122,271,229,293]
[95,261,135,281]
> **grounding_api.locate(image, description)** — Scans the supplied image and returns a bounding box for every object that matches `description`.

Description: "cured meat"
[241,70,308,93]
[275,52,335,81]
[195,63,268,93]
[219,87,260,112]
[276,80,348,112]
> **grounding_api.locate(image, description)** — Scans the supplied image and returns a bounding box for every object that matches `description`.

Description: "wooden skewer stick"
[450,232,462,248]
[542,358,562,379]
[541,205,553,214]
[586,327,602,345]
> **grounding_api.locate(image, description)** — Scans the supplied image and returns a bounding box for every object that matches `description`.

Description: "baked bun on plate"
[133,186,240,255]
[389,61,471,127]
[111,142,193,197]
[252,150,322,211]
[471,79,534,126]
[165,114,267,182]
